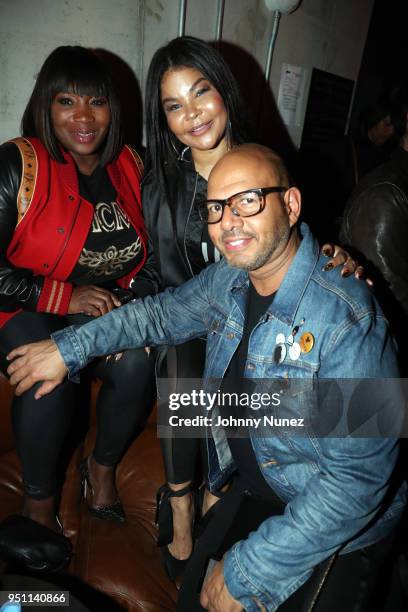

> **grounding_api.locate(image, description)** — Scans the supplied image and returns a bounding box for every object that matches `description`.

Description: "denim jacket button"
[246,363,255,370]
[226,332,235,340]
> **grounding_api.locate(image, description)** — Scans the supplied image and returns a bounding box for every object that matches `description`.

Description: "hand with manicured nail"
[321,244,373,284]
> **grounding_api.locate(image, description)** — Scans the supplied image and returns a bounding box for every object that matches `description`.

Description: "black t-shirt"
[185,174,220,274]
[225,282,275,383]
[69,165,143,287]
[221,282,281,501]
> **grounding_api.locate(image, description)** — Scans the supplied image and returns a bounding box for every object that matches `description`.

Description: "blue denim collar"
[230,223,320,326]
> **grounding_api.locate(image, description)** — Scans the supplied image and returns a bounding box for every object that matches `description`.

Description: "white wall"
[0,0,374,147]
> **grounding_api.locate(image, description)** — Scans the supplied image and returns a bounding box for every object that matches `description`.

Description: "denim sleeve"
[51,271,212,378]
[223,313,402,611]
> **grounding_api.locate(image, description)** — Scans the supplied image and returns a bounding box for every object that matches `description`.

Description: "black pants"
[0,311,155,499]
[177,477,397,611]
[157,339,206,484]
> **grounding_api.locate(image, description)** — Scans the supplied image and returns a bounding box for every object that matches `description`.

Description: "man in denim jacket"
[8,145,406,611]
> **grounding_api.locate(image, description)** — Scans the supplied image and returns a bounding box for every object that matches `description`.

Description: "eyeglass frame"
[199,186,288,224]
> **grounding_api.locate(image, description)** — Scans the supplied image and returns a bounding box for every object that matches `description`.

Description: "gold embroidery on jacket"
[9,137,38,225]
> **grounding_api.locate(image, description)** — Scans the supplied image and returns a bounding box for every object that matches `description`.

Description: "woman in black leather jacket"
[142,36,247,580]
[142,36,359,581]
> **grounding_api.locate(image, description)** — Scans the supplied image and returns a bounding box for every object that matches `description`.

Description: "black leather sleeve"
[341,183,408,316]
[0,142,44,312]
[128,235,162,298]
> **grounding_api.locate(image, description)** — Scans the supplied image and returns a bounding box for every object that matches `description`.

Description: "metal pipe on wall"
[264,10,281,85]
[215,0,225,41]
[178,0,187,36]
[257,10,281,129]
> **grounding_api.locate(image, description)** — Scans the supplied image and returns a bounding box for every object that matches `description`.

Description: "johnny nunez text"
[168,415,305,428]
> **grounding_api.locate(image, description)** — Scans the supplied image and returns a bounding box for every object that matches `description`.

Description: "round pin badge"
[287,334,294,346]
[274,343,287,364]
[276,333,286,345]
[289,342,301,361]
[300,332,314,353]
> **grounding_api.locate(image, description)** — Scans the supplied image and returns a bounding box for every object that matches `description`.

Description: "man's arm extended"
[7,270,213,398]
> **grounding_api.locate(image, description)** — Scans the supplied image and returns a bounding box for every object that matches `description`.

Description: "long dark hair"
[21,45,123,165]
[145,36,251,195]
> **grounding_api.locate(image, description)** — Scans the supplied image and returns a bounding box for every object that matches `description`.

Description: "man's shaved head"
[208,144,290,200]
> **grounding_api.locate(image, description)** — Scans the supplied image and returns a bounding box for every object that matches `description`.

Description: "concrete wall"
[0,0,374,147]
[0,0,144,143]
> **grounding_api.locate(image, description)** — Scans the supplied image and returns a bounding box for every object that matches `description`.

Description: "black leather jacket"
[340,146,408,374]
[340,147,408,319]
[0,142,160,314]
[142,160,208,289]
[0,142,42,311]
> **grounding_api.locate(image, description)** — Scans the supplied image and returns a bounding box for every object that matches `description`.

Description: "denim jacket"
[53,224,406,611]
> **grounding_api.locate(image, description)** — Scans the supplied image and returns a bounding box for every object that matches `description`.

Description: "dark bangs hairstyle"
[21,45,123,165]
[144,36,251,195]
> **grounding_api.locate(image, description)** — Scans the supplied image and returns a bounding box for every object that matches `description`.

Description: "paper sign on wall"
[277,63,306,127]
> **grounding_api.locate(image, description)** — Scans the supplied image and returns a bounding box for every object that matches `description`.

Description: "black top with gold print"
[69,165,143,287]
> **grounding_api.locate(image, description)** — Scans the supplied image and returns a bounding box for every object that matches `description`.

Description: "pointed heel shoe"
[155,482,196,581]
[79,457,125,522]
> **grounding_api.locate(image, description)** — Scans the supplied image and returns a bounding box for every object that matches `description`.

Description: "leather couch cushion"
[0,377,177,610]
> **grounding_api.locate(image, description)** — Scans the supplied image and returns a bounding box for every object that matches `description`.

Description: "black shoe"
[161,544,191,582]
[0,515,72,572]
[155,482,196,580]
[79,457,125,522]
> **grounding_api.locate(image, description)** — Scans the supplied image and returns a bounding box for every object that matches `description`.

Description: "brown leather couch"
[0,376,178,611]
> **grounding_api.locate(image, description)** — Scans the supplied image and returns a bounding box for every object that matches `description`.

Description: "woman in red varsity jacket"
[0,47,160,537]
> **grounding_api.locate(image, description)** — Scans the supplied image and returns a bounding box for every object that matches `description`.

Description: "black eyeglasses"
[199,187,287,224]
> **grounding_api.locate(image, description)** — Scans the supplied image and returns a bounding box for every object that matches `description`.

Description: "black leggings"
[0,311,155,500]
[157,339,206,484]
